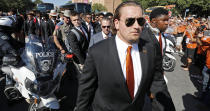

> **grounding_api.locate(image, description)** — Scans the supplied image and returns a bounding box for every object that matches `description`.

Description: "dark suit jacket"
[76,36,175,111]
[66,27,89,64]
[40,20,52,42]
[23,19,39,36]
[141,25,166,56]
[82,22,97,42]
[88,32,113,48]
[94,22,102,34]
[48,19,59,35]
[88,32,103,48]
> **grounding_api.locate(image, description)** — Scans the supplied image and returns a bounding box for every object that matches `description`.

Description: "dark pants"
[56,62,79,111]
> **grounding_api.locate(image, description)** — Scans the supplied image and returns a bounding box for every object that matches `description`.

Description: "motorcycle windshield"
[21,35,59,75]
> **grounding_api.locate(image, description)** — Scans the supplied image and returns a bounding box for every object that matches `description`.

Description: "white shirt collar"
[115,35,139,54]
[148,23,160,35]
[102,31,111,39]
[85,22,89,26]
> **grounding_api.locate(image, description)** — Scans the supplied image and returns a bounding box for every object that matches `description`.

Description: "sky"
[34,0,70,7]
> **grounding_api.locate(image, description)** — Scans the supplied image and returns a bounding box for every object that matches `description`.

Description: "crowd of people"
[0,0,210,111]
[152,13,210,105]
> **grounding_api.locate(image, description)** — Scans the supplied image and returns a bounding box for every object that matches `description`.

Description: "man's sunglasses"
[125,17,145,27]
[102,26,111,28]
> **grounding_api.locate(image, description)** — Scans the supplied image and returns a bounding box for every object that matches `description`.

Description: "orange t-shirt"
[177,25,186,33]
[186,31,197,49]
[199,36,210,68]
[206,48,210,69]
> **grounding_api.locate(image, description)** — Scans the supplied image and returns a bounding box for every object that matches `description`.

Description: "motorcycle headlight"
[24,77,38,94]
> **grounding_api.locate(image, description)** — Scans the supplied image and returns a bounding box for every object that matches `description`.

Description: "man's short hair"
[112,1,143,34]
[84,12,92,16]
[70,11,79,17]
[150,7,168,21]
[105,12,113,17]
[98,13,104,17]
[113,1,143,21]
[9,9,17,15]
[101,17,112,23]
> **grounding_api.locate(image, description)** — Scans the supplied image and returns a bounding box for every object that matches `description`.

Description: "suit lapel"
[108,37,131,101]
[98,32,104,41]
[133,38,149,102]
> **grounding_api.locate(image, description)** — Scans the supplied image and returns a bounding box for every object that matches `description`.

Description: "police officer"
[53,10,75,111]
[0,16,20,64]
[53,10,73,53]
[0,16,21,86]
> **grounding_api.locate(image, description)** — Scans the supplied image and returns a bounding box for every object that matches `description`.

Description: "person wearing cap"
[48,10,59,35]
[55,11,65,28]
[53,10,73,54]
[23,11,39,37]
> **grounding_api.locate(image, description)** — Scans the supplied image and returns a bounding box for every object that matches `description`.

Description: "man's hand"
[61,49,65,54]
[78,64,84,70]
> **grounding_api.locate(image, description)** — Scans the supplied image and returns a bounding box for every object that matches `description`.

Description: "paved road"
[165,55,210,111]
[0,55,210,111]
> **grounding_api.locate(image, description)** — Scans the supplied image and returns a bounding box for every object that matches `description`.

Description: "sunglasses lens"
[125,18,135,27]
[102,26,111,28]
[137,18,145,26]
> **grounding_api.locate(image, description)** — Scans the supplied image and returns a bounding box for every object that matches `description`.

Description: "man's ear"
[114,19,119,30]
[150,18,157,27]
[151,18,157,23]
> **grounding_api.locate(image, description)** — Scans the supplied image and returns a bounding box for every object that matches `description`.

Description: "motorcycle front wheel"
[163,55,176,72]
[28,101,55,111]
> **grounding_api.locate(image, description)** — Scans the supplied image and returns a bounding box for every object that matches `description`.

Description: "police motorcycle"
[162,34,176,72]
[1,35,73,111]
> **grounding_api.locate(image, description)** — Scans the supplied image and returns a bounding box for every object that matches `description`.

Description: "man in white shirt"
[89,17,112,47]
[76,1,175,111]
[82,13,96,41]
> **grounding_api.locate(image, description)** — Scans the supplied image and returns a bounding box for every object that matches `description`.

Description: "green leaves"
[34,0,43,5]
[92,3,107,12]
[0,0,35,13]
[122,0,209,16]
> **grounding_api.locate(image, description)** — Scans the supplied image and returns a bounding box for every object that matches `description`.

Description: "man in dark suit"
[40,13,52,42]
[140,8,170,104]
[67,11,89,66]
[89,17,112,47]
[141,7,169,56]
[94,13,104,33]
[76,1,175,111]
[23,12,39,37]
[82,13,96,42]
[48,10,59,36]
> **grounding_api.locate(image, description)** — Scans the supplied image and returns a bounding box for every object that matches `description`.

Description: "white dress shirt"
[148,23,165,53]
[85,22,94,37]
[115,35,142,97]
[102,31,111,39]
[75,26,88,40]
[154,32,165,53]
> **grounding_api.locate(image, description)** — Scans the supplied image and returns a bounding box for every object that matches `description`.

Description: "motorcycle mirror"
[2,55,19,66]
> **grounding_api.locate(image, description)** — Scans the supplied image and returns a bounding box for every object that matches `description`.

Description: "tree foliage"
[123,0,210,17]
[0,0,35,13]
[92,3,107,12]
[68,1,72,3]
[34,0,43,5]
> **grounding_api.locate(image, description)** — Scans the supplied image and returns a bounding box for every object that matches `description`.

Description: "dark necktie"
[104,35,108,39]
[126,46,134,99]
[159,33,162,55]
[80,27,87,40]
